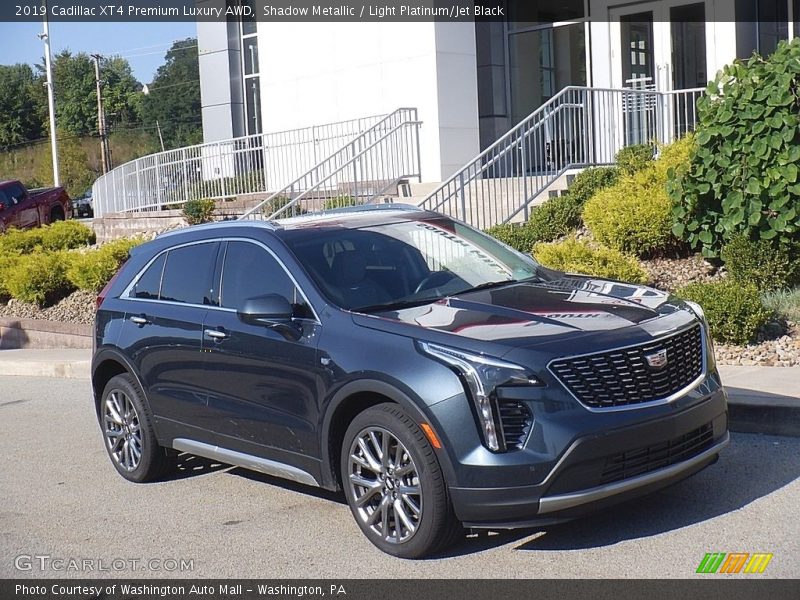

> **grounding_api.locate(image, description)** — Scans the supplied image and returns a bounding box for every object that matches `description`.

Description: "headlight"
[419,342,541,451]
[684,300,715,365]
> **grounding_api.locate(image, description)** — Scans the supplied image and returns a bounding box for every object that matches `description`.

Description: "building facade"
[197,0,800,182]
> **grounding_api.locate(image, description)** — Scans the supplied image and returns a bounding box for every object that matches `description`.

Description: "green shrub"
[66,238,143,292]
[260,195,306,217]
[0,221,95,254]
[0,227,45,255]
[182,199,216,225]
[485,223,539,254]
[615,144,653,175]
[0,254,20,299]
[677,280,772,345]
[762,287,800,323]
[4,251,73,306]
[532,238,649,284]
[323,195,358,210]
[583,137,692,257]
[671,38,800,257]
[720,234,799,291]
[526,194,582,243]
[567,166,619,206]
[39,220,96,251]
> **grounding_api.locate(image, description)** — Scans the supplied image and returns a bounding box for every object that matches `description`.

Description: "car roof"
[153,204,441,243]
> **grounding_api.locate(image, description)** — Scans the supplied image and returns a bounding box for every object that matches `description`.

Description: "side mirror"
[237,294,294,324]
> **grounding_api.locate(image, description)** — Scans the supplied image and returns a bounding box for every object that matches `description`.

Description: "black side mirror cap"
[237,294,294,325]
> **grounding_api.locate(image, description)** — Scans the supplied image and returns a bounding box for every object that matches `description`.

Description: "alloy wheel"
[103,390,143,471]
[348,427,422,544]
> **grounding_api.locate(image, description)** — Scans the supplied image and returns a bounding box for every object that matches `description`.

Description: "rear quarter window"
[131,253,166,300]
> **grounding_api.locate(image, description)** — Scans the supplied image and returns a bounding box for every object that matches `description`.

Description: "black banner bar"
[2,580,800,600]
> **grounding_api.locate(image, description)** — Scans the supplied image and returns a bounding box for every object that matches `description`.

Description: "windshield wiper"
[353,296,442,313]
[454,279,520,295]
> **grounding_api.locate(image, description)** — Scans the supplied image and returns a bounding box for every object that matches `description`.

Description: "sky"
[0,21,198,83]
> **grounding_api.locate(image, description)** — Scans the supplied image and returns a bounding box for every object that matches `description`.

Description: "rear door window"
[159,242,219,305]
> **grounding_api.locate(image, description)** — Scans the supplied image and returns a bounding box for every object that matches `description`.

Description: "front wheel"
[341,403,460,558]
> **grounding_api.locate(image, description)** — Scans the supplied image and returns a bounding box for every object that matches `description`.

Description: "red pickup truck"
[0,180,72,233]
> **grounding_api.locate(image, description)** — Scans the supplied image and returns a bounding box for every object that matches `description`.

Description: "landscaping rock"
[0,290,96,325]
[642,255,722,292]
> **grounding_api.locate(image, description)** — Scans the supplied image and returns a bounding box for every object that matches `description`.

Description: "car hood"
[353,277,695,351]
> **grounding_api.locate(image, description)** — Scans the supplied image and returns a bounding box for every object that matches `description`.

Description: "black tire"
[50,206,65,222]
[341,403,461,558]
[99,373,172,483]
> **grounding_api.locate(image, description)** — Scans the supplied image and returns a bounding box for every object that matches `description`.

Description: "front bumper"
[443,385,728,528]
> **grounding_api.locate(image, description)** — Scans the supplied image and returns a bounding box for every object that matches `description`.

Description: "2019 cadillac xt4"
[92,205,729,558]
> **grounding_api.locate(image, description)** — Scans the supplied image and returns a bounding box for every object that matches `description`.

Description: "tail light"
[96,270,123,310]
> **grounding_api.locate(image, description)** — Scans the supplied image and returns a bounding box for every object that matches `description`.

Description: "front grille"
[497,399,532,451]
[600,422,714,484]
[549,324,704,409]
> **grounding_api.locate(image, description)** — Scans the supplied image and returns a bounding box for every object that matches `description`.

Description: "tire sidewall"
[99,374,162,483]
[341,404,449,558]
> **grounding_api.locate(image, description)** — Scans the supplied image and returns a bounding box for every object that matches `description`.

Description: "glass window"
[508,23,586,126]
[243,37,259,75]
[241,0,257,35]
[0,190,10,211]
[220,241,300,311]
[507,0,584,31]
[159,243,219,305]
[5,183,26,203]
[282,217,542,311]
[245,77,262,135]
[132,253,166,300]
[757,0,789,55]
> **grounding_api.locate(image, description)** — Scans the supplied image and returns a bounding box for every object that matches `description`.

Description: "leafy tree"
[0,64,45,148]
[101,56,142,130]
[39,51,97,137]
[34,133,95,197]
[140,38,202,149]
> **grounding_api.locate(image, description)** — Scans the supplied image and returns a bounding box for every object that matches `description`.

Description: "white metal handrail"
[240,108,422,220]
[91,112,396,217]
[420,86,704,230]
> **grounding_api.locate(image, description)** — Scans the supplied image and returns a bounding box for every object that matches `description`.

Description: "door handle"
[204,328,229,340]
[130,315,149,325]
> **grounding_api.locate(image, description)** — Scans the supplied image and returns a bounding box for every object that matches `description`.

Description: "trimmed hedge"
[583,137,693,257]
[566,166,619,206]
[0,221,95,255]
[485,223,538,254]
[677,280,772,345]
[4,251,72,306]
[532,238,649,284]
[615,144,654,175]
[720,234,799,291]
[67,238,142,292]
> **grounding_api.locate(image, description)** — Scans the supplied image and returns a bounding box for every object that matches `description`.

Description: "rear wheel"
[99,373,172,482]
[341,403,460,558]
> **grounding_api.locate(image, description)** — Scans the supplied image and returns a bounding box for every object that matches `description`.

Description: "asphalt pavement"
[0,376,798,578]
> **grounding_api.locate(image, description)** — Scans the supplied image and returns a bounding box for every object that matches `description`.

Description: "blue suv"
[92,206,729,558]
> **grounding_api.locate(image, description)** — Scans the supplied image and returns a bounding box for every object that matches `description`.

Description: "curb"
[0,350,91,380]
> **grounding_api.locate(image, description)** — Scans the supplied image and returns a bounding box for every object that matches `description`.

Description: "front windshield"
[282,216,542,312]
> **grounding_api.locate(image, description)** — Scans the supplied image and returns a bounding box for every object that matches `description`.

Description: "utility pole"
[91,53,112,174]
[142,85,165,152]
[39,1,60,186]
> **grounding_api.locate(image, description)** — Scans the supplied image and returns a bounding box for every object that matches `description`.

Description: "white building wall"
[254,21,479,182]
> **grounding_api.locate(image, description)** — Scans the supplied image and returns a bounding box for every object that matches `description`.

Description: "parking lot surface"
[1,376,798,578]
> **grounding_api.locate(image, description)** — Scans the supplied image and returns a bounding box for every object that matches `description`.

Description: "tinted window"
[0,190,10,211]
[132,253,166,299]
[160,243,219,305]
[5,183,25,203]
[220,241,299,311]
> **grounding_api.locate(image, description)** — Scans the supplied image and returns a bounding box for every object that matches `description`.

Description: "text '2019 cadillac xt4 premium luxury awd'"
[92,205,728,558]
